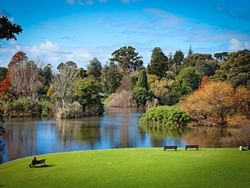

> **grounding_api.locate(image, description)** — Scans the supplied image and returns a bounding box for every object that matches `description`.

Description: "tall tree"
[53,61,78,107]
[102,61,122,94]
[132,69,153,107]
[173,50,184,65]
[74,78,104,115]
[87,57,102,81]
[7,59,42,100]
[0,16,22,45]
[110,46,143,73]
[188,45,193,56]
[135,69,149,90]
[147,47,168,78]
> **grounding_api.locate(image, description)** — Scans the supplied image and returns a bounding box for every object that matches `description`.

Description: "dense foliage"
[0,16,22,43]
[139,106,191,129]
[132,69,153,107]
[181,81,250,127]
[0,36,249,124]
[213,49,250,88]
[147,47,168,78]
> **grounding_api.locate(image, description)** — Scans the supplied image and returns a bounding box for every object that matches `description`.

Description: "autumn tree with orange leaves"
[181,81,250,127]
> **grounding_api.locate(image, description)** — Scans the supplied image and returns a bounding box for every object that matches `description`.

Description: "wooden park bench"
[185,145,199,150]
[163,145,177,151]
[29,157,46,168]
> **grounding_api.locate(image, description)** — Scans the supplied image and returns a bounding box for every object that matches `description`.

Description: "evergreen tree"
[188,45,193,56]
[173,50,184,65]
[87,58,102,81]
[148,47,168,78]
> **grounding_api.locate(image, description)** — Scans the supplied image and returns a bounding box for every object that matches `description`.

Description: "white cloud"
[0,40,95,68]
[229,38,250,51]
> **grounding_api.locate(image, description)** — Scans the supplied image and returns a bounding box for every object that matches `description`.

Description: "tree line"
[0,16,249,127]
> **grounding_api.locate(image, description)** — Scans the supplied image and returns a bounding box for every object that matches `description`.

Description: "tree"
[213,49,250,88]
[3,52,42,100]
[0,67,8,96]
[110,46,143,73]
[7,59,42,100]
[0,67,7,81]
[53,61,78,107]
[39,64,53,95]
[180,81,250,126]
[173,50,184,65]
[102,61,122,94]
[0,16,22,45]
[183,53,214,67]
[132,69,153,107]
[87,57,102,81]
[176,67,200,90]
[195,60,219,77]
[163,67,200,105]
[188,45,193,56]
[77,68,87,79]
[147,47,168,78]
[74,78,104,115]
[135,69,149,90]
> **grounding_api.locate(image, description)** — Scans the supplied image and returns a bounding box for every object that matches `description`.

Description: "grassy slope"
[0,148,250,188]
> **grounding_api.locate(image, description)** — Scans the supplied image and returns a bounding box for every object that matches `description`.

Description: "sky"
[0,0,250,68]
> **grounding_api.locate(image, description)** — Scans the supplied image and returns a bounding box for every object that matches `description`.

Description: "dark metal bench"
[185,145,199,150]
[29,158,46,168]
[163,145,177,151]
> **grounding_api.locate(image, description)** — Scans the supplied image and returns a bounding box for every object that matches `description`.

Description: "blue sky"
[0,0,250,68]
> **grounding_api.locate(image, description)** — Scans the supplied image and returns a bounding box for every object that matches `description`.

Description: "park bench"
[163,145,177,151]
[29,158,46,168]
[185,145,199,150]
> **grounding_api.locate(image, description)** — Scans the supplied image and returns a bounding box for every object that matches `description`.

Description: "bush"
[132,87,153,107]
[139,106,190,130]
[56,102,83,119]
[9,97,42,117]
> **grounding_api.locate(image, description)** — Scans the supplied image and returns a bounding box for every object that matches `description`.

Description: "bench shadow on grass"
[29,164,56,168]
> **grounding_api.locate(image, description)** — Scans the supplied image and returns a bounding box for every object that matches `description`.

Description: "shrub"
[139,106,190,130]
[56,101,83,119]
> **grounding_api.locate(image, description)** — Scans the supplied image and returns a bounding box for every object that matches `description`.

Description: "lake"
[0,107,244,163]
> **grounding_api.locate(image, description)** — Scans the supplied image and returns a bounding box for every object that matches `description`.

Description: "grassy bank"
[1,148,250,188]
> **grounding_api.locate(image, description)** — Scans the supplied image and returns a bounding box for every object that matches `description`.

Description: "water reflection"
[1,107,250,163]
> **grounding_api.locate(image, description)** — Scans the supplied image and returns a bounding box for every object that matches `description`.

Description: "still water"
[0,107,244,163]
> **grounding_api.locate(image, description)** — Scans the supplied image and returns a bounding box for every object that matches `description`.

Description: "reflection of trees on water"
[56,119,101,148]
[78,124,101,147]
[184,127,250,147]
[1,122,37,162]
[139,126,186,147]
[184,128,224,147]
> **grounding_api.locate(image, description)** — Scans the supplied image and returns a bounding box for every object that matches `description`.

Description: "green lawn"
[1,148,250,188]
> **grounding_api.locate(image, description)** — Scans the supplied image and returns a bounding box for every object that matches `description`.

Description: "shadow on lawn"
[29,164,56,168]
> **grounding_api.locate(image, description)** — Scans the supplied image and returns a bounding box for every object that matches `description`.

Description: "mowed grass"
[1,148,250,188]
